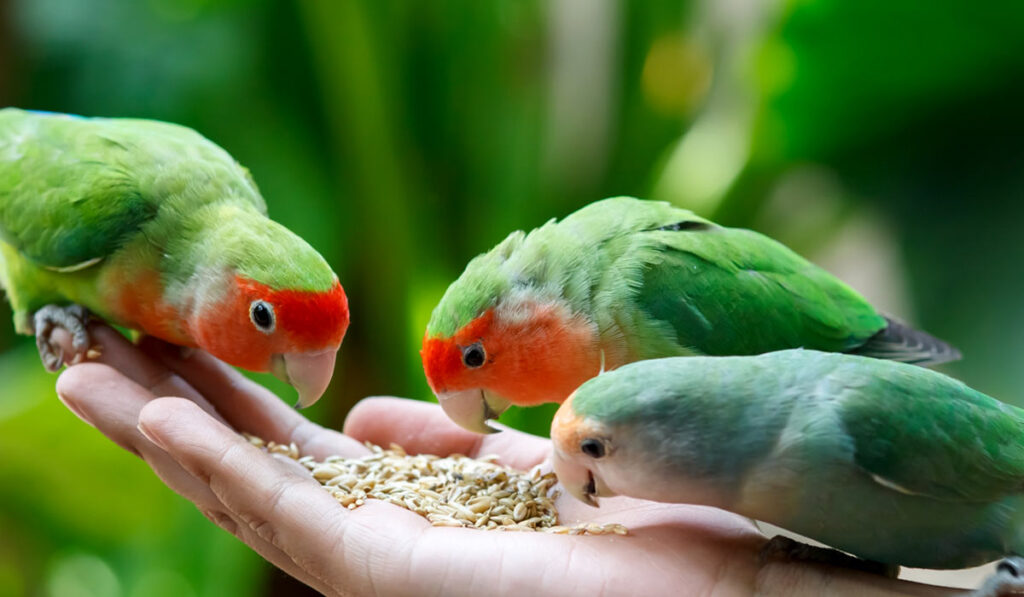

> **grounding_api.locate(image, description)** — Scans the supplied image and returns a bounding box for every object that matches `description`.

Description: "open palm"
[54,325,952,596]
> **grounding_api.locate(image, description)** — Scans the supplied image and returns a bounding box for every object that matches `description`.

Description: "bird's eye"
[580,438,606,459]
[462,342,486,368]
[249,300,275,333]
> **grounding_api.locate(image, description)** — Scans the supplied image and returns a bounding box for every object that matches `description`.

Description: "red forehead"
[421,309,494,392]
[237,276,349,349]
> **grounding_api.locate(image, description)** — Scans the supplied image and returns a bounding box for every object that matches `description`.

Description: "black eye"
[462,342,486,368]
[580,438,606,459]
[249,300,275,332]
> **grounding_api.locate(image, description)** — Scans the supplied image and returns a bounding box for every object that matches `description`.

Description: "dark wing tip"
[656,220,713,232]
[849,316,962,367]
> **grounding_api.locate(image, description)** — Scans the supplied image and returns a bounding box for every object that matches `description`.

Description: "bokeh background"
[1,0,1023,594]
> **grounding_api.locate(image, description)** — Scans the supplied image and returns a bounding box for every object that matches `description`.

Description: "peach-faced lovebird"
[550,350,1024,595]
[0,108,348,407]
[422,197,958,433]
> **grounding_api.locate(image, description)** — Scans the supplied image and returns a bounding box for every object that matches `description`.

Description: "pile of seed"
[243,434,627,536]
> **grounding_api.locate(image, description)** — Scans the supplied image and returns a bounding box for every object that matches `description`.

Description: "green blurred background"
[1,0,1023,594]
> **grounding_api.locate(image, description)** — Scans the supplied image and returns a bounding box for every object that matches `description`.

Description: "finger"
[139,398,431,596]
[56,365,333,592]
[57,363,240,501]
[139,337,366,460]
[56,363,250,505]
[193,497,337,594]
[64,324,224,423]
[57,362,171,456]
[344,397,552,470]
[55,363,243,520]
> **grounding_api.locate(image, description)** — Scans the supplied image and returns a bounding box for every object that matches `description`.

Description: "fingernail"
[137,422,167,450]
[58,393,94,427]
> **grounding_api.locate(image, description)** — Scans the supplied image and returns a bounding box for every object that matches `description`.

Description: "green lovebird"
[0,108,349,407]
[422,196,959,433]
[551,350,1024,572]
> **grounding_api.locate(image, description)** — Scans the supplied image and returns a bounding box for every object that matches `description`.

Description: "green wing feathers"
[634,220,886,356]
[839,369,1024,502]
[0,110,150,267]
[427,196,958,365]
[0,108,264,269]
[626,201,957,364]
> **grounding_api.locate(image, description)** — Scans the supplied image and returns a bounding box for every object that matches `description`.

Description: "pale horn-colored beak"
[552,449,600,507]
[437,389,511,434]
[272,348,339,409]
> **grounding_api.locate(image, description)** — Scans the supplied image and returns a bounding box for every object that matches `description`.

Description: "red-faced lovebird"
[422,197,958,433]
[0,108,348,407]
[550,350,1024,595]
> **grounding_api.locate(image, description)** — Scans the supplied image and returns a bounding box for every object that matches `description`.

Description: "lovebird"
[550,350,1024,575]
[421,197,958,433]
[0,108,349,407]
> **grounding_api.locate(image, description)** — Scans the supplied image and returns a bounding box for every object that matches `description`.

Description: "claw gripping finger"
[32,304,94,372]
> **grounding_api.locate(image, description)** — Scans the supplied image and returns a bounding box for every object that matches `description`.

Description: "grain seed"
[245,435,627,535]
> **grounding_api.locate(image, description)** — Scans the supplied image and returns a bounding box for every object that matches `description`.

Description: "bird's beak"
[437,388,511,434]
[552,449,600,507]
[271,348,339,409]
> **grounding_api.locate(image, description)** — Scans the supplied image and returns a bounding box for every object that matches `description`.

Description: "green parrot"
[550,349,1024,592]
[0,108,349,407]
[422,197,959,433]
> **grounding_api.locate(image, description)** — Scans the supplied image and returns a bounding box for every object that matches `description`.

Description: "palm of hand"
[54,326,952,597]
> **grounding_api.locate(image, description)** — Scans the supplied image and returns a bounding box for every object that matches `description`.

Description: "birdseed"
[243,433,627,536]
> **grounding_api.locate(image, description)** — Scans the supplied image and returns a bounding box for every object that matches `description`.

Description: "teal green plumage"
[553,351,1024,569]
[0,109,348,404]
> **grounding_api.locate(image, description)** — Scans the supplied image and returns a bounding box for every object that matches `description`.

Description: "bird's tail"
[849,316,961,367]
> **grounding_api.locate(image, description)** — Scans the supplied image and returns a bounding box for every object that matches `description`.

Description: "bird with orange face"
[0,108,348,407]
[421,197,957,433]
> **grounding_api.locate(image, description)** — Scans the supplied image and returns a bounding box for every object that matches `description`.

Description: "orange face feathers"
[422,309,495,394]
[420,301,602,406]
[193,275,349,371]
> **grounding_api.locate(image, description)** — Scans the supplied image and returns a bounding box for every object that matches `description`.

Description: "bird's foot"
[32,304,99,371]
[759,535,899,578]
[971,557,1024,597]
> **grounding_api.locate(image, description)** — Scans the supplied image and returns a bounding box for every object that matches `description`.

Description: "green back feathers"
[0,108,264,269]
[838,363,1024,502]
[426,196,884,358]
[427,197,709,337]
[637,226,884,355]
[0,108,333,294]
[1,109,154,268]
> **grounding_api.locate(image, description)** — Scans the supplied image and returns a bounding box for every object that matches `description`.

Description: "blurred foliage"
[1,0,1023,594]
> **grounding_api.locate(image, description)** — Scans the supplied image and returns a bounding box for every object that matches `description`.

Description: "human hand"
[54,325,957,596]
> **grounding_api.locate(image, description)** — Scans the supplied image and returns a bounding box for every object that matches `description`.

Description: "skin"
[54,325,957,596]
[421,197,958,433]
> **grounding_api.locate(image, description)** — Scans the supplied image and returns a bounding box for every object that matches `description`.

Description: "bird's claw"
[971,557,1024,597]
[32,304,96,372]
